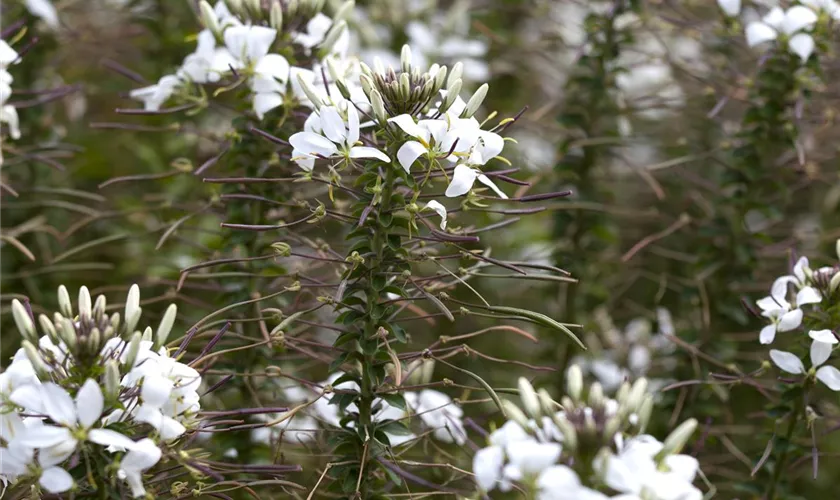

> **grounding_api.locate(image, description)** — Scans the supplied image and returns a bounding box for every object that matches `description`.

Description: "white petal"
[76,379,104,429]
[777,308,803,332]
[42,383,77,426]
[0,41,19,66]
[789,33,816,62]
[254,53,289,82]
[810,339,832,367]
[318,106,347,144]
[816,366,840,390]
[763,7,786,28]
[89,429,137,450]
[809,329,838,344]
[141,375,174,408]
[782,6,819,34]
[537,464,582,492]
[746,22,778,47]
[19,425,72,447]
[349,146,391,163]
[39,466,74,493]
[473,445,504,492]
[25,0,60,28]
[247,27,277,62]
[796,285,821,306]
[770,276,796,303]
[604,454,642,494]
[289,131,338,157]
[10,384,46,414]
[476,131,505,162]
[769,349,805,374]
[664,454,699,482]
[253,92,284,120]
[346,104,360,146]
[396,141,427,172]
[424,200,448,230]
[445,165,479,198]
[121,438,162,471]
[388,114,427,140]
[760,324,777,345]
[717,0,741,16]
[477,174,508,199]
[506,441,561,475]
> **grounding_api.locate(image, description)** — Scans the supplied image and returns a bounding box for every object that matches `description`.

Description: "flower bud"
[125,284,141,333]
[462,83,488,118]
[626,377,648,412]
[58,285,73,318]
[400,44,412,74]
[296,73,323,109]
[88,327,102,353]
[332,0,354,24]
[110,312,121,331]
[433,67,448,94]
[616,381,630,406]
[439,80,462,114]
[537,388,555,416]
[399,72,411,100]
[370,89,387,124]
[554,416,577,452]
[199,1,221,35]
[566,364,583,402]
[78,286,92,322]
[831,271,840,293]
[419,358,435,385]
[637,395,654,432]
[39,314,58,344]
[286,0,299,16]
[104,360,121,401]
[141,326,153,342]
[836,238,840,260]
[93,295,107,321]
[660,418,698,458]
[22,340,49,379]
[246,0,262,18]
[518,377,541,419]
[269,0,283,31]
[588,382,604,409]
[58,318,78,350]
[318,20,347,59]
[11,299,37,343]
[154,304,178,349]
[225,0,244,16]
[447,62,463,89]
[501,399,530,428]
[124,332,142,368]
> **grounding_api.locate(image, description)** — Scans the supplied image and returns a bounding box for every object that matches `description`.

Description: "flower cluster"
[472,368,704,499]
[719,0,840,62]
[2,285,201,497]
[0,38,21,141]
[760,241,840,390]
[253,371,466,448]
[130,0,352,118]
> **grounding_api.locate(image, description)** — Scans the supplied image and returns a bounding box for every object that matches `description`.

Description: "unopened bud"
[102,325,115,343]
[419,358,435,384]
[272,242,292,257]
[554,416,577,452]
[501,399,529,428]
[603,415,621,440]
[286,0,299,16]
[93,295,107,321]
[110,312,121,331]
[332,0,354,24]
[11,299,36,343]
[141,326,153,342]
[518,377,541,419]
[58,318,78,350]
[626,378,648,411]
[88,327,102,353]
[124,332,142,368]
[447,62,463,88]
[154,304,178,349]
[537,388,555,416]
[836,238,840,260]
[78,286,92,321]
[660,418,698,457]
[225,0,244,16]
[400,44,412,73]
[297,74,323,109]
[246,0,262,18]
[39,314,58,343]
[434,67,448,94]
[439,81,462,114]
[637,395,654,432]
[58,285,72,318]
[318,20,347,58]
[370,89,387,124]
[22,341,49,379]
[462,83,488,118]
[616,381,630,406]
[588,382,604,408]
[125,284,141,333]
[830,271,840,293]
[269,0,283,30]
[199,1,221,35]
[566,364,583,402]
[104,360,120,401]
[399,73,411,100]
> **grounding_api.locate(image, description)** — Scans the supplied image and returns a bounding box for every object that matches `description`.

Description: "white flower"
[118,438,162,498]
[25,0,60,29]
[0,41,19,68]
[129,75,182,111]
[39,466,74,494]
[717,0,741,16]
[489,420,531,448]
[604,435,702,500]
[506,440,562,475]
[405,390,467,444]
[289,101,390,164]
[293,13,349,57]
[537,465,609,500]
[388,114,476,172]
[473,445,504,492]
[801,0,840,19]
[745,6,819,61]
[446,164,507,199]
[423,200,448,229]
[770,333,840,391]
[756,279,803,345]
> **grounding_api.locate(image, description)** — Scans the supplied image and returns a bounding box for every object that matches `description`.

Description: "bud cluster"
[361,46,451,117]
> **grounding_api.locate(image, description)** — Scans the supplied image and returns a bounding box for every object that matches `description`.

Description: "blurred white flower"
[25,0,60,29]
[745,6,818,61]
[718,0,741,16]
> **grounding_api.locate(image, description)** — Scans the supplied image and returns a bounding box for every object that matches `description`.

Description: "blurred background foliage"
[3,0,840,498]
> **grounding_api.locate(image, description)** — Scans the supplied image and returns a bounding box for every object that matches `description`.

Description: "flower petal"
[349,146,391,163]
[816,365,840,391]
[397,141,427,172]
[39,466,74,493]
[777,308,803,332]
[717,0,741,16]
[789,33,815,62]
[473,445,504,492]
[477,174,508,199]
[445,165,478,198]
[769,349,805,374]
[89,429,138,451]
[346,104,361,146]
[19,425,72,448]
[811,339,833,367]
[388,114,427,140]
[141,375,174,408]
[782,6,819,34]
[319,106,347,144]
[424,200,448,230]
[42,383,77,426]
[289,131,338,158]
[253,92,284,120]
[745,22,778,46]
[796,285,821,306]
[809,329,838,344]
[76,379,104,429]
[759,324,777,345]
[10,384,45,414]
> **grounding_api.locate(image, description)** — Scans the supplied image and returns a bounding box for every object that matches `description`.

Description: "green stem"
[765,392,806,500]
